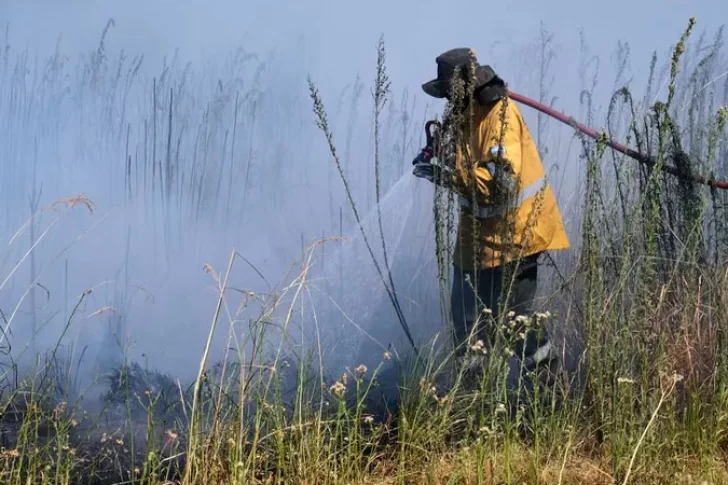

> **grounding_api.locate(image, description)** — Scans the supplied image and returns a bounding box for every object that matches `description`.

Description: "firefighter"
[412,47,570,381]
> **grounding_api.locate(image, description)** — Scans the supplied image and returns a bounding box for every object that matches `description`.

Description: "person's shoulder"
[504,97,525,120]
[478,97,524,130]
[479,97,521,117]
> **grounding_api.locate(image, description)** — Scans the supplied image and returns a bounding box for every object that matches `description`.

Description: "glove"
[412,143,438,183]
[413,160,451,184]
[413,162,436,182]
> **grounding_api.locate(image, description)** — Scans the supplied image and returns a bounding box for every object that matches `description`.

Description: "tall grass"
[0,15,727,485]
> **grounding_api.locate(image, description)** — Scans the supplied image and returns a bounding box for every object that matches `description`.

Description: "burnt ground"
[0,344,582,484]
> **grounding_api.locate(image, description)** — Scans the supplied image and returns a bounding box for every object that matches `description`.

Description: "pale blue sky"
[3,0,723,103]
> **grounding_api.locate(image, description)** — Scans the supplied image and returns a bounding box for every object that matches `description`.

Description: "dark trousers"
[450,252,551,365]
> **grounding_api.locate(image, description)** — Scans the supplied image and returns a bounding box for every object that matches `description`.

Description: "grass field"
[1,16,728,485]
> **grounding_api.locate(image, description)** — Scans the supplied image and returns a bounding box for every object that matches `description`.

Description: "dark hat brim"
[422,79,448,98]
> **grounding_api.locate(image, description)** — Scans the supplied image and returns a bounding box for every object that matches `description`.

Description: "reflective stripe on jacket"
[444,96,570,270]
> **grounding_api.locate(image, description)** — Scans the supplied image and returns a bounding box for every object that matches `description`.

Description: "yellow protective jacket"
[442,96,570,270]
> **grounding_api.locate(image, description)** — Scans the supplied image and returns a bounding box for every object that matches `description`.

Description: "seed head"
[470,340,484,352]
[330,381,346,398]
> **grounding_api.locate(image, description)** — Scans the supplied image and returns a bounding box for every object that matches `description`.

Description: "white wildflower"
[330,381,346,397]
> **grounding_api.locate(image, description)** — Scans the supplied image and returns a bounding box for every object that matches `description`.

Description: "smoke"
[0,3,440,400]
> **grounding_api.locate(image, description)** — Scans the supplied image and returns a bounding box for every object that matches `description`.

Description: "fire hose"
[415,91,728,190]
[508,91,728,190]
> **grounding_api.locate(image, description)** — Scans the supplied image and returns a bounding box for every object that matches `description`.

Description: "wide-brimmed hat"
[422,47,502,100]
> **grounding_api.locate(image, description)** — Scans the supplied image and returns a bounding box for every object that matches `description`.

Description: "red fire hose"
[508,90,728,191]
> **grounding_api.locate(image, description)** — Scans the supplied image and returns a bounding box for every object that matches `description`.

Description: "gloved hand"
[413,160,451,184]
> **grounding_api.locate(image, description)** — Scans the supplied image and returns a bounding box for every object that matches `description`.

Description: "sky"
[2,0,723,105]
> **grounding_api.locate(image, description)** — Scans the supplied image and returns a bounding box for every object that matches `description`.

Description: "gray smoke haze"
[0,0,723,401]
